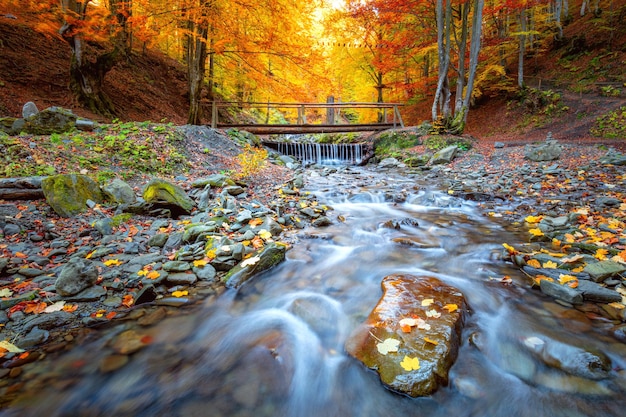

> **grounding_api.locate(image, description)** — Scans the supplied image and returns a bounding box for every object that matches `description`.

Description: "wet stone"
[540,279,583,305]
[100,354,129,373]
[166,272,197,285]
[345,274,466,397]
[584,260,626,283]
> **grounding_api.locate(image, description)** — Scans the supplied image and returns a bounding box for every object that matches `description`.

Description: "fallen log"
[0,176,45,200]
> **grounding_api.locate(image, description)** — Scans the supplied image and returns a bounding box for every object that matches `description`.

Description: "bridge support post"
[326,96,335,125]
[211,101,217,129]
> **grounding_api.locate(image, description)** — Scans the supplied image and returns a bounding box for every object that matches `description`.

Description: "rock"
[191,173,234,188]
[224,185,245,196]
[102,178,136,205]
[166,272,197,285]
[42,174,105,217]
[18,327,49,348]
[193,264,217,281]
[345,274,466,397]
[312,216,332,227]
[23,106,77,135]
[55,257,99,296]
[524,140,562,162]
[22,101,39,119]
[147,233,169,248]
[3,223,21,236]
[135,285,158,305]
[142,179,195,217]
[163,261,191,272]
[22,311,74,332]
[576,280,622,303]
[583,260,626,282]
[75,118,96,131]
[539,279,583,305]
[223,242,287,288]
[378,157,405,168]
[93,218,114,235]
[64,285,106,301]
[494,142,505,148]
[429,145,458,165]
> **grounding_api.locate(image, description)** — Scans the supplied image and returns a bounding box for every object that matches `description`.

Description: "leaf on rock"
[561,254,584,263]
[193,259,208,267]
[376,338,400,355]
[171,290,188,298]
[249,218,263,227]
[104,259,123,267]
[421,298,434,307]
[423,337,439,346]
[43,301,66,313]
[542,260,557,269]
[443,303,458,313]
[241,256,261,268]
[558,274,578,286]
[594,248,609,261]
[0,288,13,298]
[400,355,420,371]
[258,229,273,241]
[147,271,161,280]
[524,215,542,224]
[24,301,47,314]
[122,294,134,307]
[529,228,544,237]
[0,340,25,353]
[62,304,78,312]
[526,259,541,268]
[502,243,517,254]
[425,309,441,318]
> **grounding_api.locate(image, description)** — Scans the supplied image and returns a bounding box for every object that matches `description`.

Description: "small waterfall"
[266,141,364,165]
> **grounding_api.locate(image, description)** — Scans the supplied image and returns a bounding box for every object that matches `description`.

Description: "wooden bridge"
[209,101,404,134]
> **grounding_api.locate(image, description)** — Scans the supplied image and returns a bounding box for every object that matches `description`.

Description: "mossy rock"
[142,179,195,216]
[24,107,77,135]
[42,174,104,217]
[0,117,18,134]
[223,242,287,289]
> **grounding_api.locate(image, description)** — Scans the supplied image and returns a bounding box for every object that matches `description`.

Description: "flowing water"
[2,167,625,417]
[264,142,365,165]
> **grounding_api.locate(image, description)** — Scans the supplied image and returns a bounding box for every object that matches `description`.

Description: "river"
[2,166,625,417]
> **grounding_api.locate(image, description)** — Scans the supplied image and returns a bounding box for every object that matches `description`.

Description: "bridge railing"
[209,101,404,134]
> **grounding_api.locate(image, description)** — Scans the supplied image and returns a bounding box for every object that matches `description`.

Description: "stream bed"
[2,167,625,417]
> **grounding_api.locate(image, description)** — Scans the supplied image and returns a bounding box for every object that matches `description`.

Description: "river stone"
[163,260,191,272]
[345,274,466,397]
[524,140,562,162]
[102,178,136,205]
[147,233,169,248]
[583,260,626,282]
[42,174,105,217]
[166,272,197,285]
[191,173,234,188]
[223,242,287,289]
[576,280,622,303]
[142,179,195,217]
[429,145,458,165]
[55,257,98,296]
[193,264,217,281]
[539,279,583,305]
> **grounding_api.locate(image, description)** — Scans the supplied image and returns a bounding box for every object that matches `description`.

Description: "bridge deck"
[216,123,396,135]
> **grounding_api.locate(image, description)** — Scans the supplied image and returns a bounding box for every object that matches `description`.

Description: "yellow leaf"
[400,355,420,371]
[571,266,585,273]
[561,254,584,264]
[502,243,517,254]
[542,260,558,269]
[551,238,561,248]
[258,229,273,241]
[0,340,25,353]
[137,269,148,277]
[525,215,542,224]
[171,290,188,297]
[104,259,123,267]
[421,298,434,307]
[526,259,541,268]
[85,250,95,259]
[376,338,400,355]
[594,248,609,261]
[193,259,208,268]
[424,337,439,346]
[608,302,625,310]
[558,274,578,285]
[564,233,576,243]
[443,304,458,313]
[528,228,544,237]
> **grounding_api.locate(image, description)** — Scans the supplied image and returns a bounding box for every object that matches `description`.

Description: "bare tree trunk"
[186,4,210,125]
[518,8,527,88]
[432,0,452,121]
[454,2,470,117]
[461,0,484,125]
[554,0,563,39]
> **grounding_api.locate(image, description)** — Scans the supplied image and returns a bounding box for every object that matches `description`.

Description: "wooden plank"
[215,123,396,135]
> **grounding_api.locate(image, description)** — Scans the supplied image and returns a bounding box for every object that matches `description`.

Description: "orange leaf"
[14,252,28,259]
[147,271,161,280]
[424,337,439,346]
[105,311,117,320]
[249,218,263,227]
[62,304,78,313]
[122,294,134,308]
[140,335,153,344]
[24,301,47,314]
[400,324,412,333]
[526,259,541,268]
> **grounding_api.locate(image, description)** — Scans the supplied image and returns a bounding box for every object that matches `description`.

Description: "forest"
[2,0,624,130]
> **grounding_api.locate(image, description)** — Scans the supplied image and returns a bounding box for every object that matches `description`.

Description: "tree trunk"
[461,0,484,125]
[454,2,470,117]
[518,8,527,89]
[432,0,452,121]
[186,19,209,125]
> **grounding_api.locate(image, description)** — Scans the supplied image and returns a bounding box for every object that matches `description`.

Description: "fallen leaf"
[171,290,188,297]
[24,301,47,314]
[43,301,66,313]
[400,355,420,371]
[137,269,148,277]
[376,338,400,355]
[146,271,161,280]
[193,259,208,267]
[525,215,542,224]
[560,254,584,263]
[14,252,28,259]
[258,229,273,240]
[249,218,263,227]
[594,248,609,261]
[526,259,541,268]
[423,337,439,345]
[608,302,625,310]
[421,298,434,307]
[425,309,441,318]
[502,243,517,254]
[542,260,558,269]
[0,340,25,353]
[241,256,261,268]
[105,311,117,320]
[399,318,419,327]
[558,274,578,286]
[0,288,13,298]
[529,228,544,237]
[63,304,78,312]
[121,294,134,308]
[104,259,123,267]
[443,303,458,313]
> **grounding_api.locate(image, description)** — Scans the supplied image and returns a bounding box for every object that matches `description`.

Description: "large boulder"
[42,174,104,217]
[23,106,77,135]
[142,179,195,217]
[345,274,466,397]
[429,145,458,165]
[524,136,562,162]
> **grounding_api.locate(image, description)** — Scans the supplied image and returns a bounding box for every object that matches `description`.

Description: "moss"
[111,213,133,227]
[41,173,104,217]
